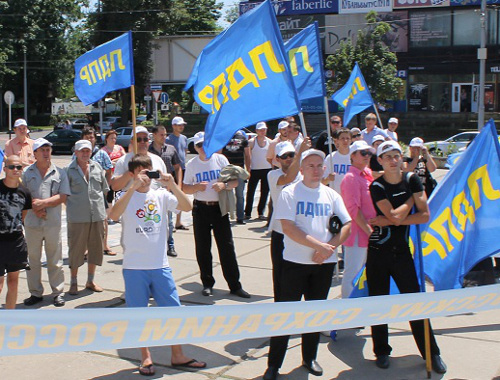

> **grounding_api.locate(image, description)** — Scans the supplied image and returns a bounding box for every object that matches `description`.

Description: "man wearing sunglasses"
[361,113,391,145]
[111,126,167,193]
[315,115,342,155]
[0,155,32,309]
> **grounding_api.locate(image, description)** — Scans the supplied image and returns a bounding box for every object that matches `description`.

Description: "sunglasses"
[195,142,204,148]
[359,150,373,157]
[352,134,361,138]
[331,120,341,124]
[136,137,149,143]
[279,152,295,160]
[366,118,377,121]
[7,164,23,170]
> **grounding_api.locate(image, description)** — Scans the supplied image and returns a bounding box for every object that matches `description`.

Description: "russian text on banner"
[184,0,301,158]
[74,31,135,106]
[331,62,373,126]
[411,120,500,290]
[284,21,326,101]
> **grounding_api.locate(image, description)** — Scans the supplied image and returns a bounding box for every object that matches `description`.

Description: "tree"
[0,0,86,116]
[325,11,403,106]
[225,2,240,25]
[88,0,222,124]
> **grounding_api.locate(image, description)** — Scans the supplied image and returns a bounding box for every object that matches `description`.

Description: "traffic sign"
[4,91,15,105]
[150,84,162,90]
[160,92,169,104]
[144,95,152,101]
[152,90,162,102]
[144,85,151,96]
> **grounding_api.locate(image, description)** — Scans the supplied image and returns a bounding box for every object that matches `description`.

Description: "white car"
[187,130,257,153]
[425,131,479,156]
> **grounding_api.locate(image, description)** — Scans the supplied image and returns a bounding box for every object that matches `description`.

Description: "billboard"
[339,0,392,14]
[239,0,338,16]
[393,0,450,8]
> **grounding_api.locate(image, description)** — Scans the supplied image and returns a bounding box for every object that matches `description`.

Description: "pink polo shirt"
[4,136,35,167]
[340,165,376,247]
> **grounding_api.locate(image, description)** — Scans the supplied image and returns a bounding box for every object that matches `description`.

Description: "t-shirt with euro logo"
[120,188,178,270]
[274,181,351,265]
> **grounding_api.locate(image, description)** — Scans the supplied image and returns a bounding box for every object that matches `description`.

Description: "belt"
[194,199,219,206]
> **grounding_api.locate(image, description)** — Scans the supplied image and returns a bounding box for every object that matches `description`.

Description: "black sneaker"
[375,355,390,369]
[202,287,213,296]
[230,288,251,298]
[167,248,177,257]
[53,295,65,307]
[24,295,43,306]
[236,219,246,225]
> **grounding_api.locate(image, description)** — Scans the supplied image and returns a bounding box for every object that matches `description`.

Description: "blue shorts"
[123,267,181,308]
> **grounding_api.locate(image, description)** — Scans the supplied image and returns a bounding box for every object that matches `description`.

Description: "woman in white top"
[244,122,272,220]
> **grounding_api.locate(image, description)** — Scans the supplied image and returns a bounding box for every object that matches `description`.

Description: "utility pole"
[23,50,28,121]
[478,0,487,130]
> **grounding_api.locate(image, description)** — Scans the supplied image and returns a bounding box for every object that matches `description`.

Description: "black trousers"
[244,169,271,217]
[270,231,284,302]
[366,241,440,358]
[267,260,335,368]
[192,202,242,292]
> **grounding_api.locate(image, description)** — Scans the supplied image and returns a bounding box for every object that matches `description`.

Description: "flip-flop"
[171,359,207,370]
[175,225,189,230]
[139,363,155,376]
[104,249,117,256]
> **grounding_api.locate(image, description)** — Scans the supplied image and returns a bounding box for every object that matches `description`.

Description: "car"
[425,131,479,156]
[127,115,147,125]
[99,116,123,131]
[68,118,89,129]
[115,127,152,151]
[187,130,257,154]
[44,129,82,154]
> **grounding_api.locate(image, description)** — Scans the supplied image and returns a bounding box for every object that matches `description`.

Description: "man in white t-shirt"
[322,128,352,194]
[263,149,352,380]
[183,132,250,299]
[267,139,310,301]
[110,126,167,192]
[385,117,399,141]
[267,120,289,168]
[109,155,206,376]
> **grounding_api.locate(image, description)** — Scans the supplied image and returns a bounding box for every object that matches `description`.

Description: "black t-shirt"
[0,180,31,239]
[223,134,248,168]
[370,155,383,172]
[315,131,337,155]
[369,173,424,243]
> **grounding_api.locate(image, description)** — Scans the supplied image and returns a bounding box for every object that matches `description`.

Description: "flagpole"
[416,224,432,378]
[324,97,333,157]
[130,85,138,154]
[372,101,385,130]
[298,112,308,138]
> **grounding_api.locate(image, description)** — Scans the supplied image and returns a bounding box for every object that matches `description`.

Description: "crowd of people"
[3,113,497,377]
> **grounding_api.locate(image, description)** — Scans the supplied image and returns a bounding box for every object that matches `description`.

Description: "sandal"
[104,249,117,256]
[175,225,189,230]
[171,358,207,370]
[139,363,155,376]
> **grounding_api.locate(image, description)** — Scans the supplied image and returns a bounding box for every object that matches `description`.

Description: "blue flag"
[331,63,374,126]
[0,148,4,168]
[74,31,135,105]
[410,120,500,290]
[284,22,325,101]
[184,0,301,158]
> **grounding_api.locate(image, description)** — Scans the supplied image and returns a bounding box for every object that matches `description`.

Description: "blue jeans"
[235,178,246,221]
[167,211,175,249]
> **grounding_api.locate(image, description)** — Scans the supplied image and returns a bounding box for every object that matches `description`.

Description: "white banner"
[340,0,392,13]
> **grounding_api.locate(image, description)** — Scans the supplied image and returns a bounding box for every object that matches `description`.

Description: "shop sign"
[394,0,450,8]
[239,0,338,16]
[339,0,392,14]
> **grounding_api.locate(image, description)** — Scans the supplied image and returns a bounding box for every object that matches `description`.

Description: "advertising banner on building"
[325,11,407,54]
[393,0,450,8]
[239,0,338,16]
[450,0,500,6]
[277,15,326,45]
[410,10,452,47]
[339,0,392,14]
[409,83,429,110]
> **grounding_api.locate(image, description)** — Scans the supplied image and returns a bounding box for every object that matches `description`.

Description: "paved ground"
[1,132,500,379]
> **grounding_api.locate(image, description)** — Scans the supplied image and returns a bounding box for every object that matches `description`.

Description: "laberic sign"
[239,0,337,16]
[291,0,335,10]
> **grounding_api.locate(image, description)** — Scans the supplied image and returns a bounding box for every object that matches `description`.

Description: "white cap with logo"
[172,116,187,125]
[388,117,399,124]
[409,137,424,147]
[135,126,149,135]
[377,140,402,157]
[278,121,289,130]
[275,141,295,157]
[33,138,53,151]
[192,131,205,146]
[256,122,267,130]
[349,140,376,156]
[300,149,325,165]
[74,140,93,151]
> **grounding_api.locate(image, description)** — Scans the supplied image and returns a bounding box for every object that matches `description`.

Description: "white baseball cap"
[300,149,325,165]
[135,126,149,135]
[409,137,424,147]
[74,140,92,151]
[372,135,386,144]
[388,117,399,124]
[14,119,28,128]
[349,140,376,156]
[33,138,52,151]
[278,121,289,130]
[192,131,205,146]
[377,140,402,157]
[275,141,295,157]
[350,127,361,135]
[172,116,187,125]
[256,122,267,130]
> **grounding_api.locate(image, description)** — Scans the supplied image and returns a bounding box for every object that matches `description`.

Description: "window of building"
[410,10,452,48]
[453,8,498,46]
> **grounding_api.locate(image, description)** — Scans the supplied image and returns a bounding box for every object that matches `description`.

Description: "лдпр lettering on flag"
[74,31,135,106]
[284,21,326,102]
[331,62,374,126]
[410,119,500,290]
[184,0,301,158]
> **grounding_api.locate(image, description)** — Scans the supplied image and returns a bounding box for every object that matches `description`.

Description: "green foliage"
[325,11,403,105]
[225,2,240,24]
